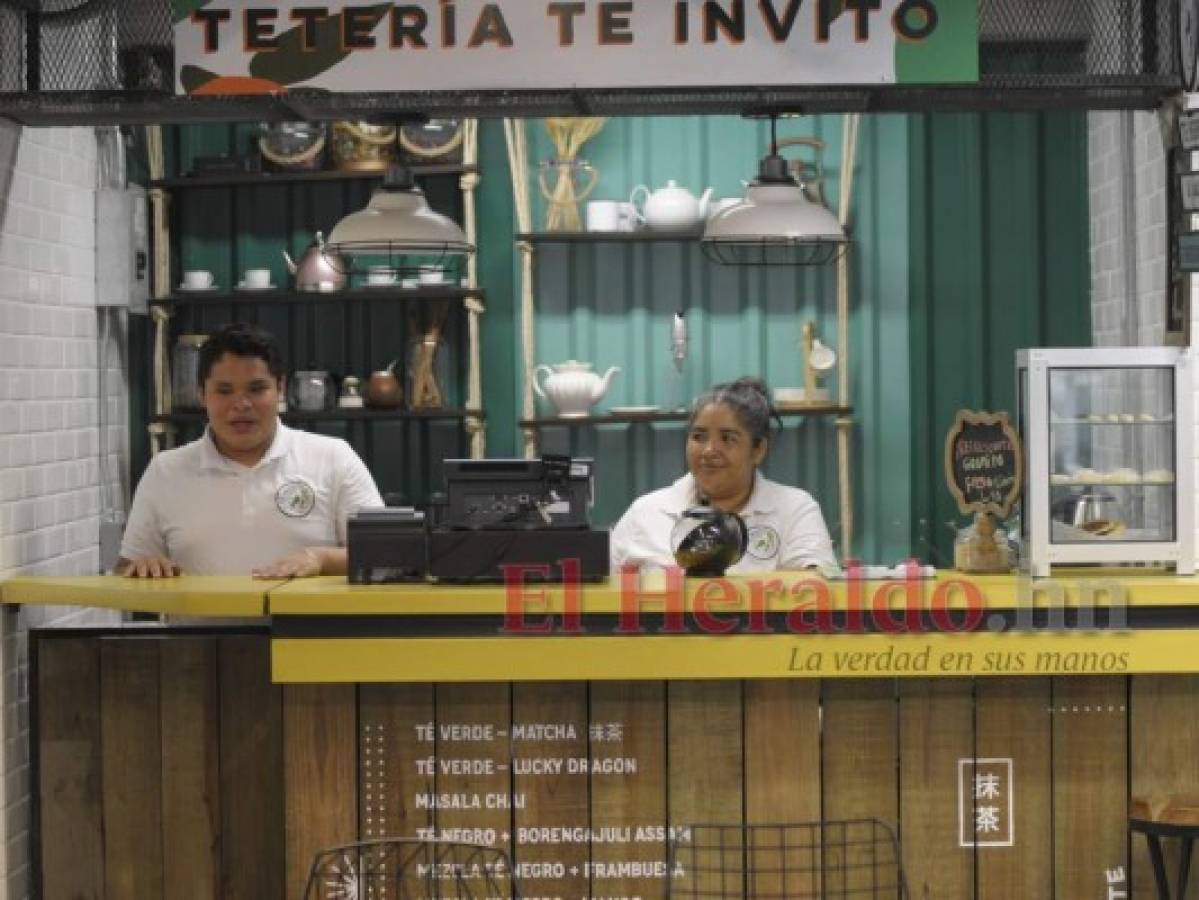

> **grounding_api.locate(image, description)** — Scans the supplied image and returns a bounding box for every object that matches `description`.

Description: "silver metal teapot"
[1051,490,1118,527]
[282,231,347,292]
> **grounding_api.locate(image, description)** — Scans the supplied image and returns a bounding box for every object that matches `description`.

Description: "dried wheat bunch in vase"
[539,117,605,231]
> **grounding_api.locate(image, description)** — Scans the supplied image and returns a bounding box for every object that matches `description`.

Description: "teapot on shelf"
[282,231,347,292]
[533,360,620,417]
[629,181,713,231]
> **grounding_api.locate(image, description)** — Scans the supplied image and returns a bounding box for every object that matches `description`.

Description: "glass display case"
[1016,348,1194,577]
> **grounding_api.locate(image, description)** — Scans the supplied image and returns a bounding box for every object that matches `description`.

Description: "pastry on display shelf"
[1107,467,1141,483]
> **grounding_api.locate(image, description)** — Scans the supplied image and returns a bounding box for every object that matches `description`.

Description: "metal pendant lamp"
[326,166,473,261]
[701,114,848,266]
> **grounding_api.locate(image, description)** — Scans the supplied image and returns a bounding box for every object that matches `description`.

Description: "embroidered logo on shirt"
[276,479,316,518]
[747,525,780,560]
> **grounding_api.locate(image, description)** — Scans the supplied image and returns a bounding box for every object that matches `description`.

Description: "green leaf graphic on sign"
[172,0,214,25]
[249,3,392,87]
[895,0,979,84]
[179,64,219,94]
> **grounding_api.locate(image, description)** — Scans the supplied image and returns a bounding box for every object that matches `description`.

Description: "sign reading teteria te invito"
[172,0,978,95]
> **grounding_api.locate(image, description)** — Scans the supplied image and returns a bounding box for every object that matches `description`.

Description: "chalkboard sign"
[943,410,1023,518]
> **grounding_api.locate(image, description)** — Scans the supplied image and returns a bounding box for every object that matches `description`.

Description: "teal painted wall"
[505,114,913,562]
[908,111,1091,565]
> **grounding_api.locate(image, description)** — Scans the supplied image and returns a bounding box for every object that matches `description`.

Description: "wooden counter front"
[9,573,1199,898]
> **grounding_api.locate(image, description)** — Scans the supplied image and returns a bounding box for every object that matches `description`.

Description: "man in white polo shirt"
[117,323,383,578]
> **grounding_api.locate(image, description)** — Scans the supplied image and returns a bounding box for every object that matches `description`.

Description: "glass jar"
[953,515,1015,573]
[171,333,208,409]
[407,336,449,410]
[330,122,397,173]
[258,122,327,171]
[288,370,334,413]
[338,376,364,409]
[537,158,599,231]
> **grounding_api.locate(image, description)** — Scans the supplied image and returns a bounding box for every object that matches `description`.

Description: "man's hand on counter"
[251,546,347,580]
[115,556,182,578]
[111,547,350,579]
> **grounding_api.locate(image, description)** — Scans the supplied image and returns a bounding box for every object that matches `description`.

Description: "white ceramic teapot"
[629,181,713,231]
[533,360,620,417]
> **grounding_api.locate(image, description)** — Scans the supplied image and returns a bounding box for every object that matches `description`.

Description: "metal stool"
[303,838,518,900]
[1130,796,1199,900]
[667,819,910,899]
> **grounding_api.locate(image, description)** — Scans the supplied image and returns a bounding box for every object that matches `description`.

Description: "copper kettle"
[282,231,347,292]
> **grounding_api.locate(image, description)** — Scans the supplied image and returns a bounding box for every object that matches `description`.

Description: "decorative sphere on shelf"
[670,506,748,577]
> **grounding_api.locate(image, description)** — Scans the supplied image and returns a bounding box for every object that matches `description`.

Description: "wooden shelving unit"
[517,229,702,243]
[518,405,852,429]
[151,163,474,190]
[152,286,484,308]
[145,126,486,501]
[155,408,484,425]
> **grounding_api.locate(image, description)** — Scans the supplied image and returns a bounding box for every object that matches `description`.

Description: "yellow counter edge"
[270,630,1194,683]
[0,576,278,617]
[7,572,1199,617]
[265,571,1199,614]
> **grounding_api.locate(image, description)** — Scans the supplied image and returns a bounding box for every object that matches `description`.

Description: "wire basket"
[667,819,909,900]
[304,839,519,900]
[699,238,848,267]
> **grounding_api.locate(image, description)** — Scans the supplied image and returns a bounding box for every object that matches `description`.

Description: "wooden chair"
[667,819,910,899]
[1131,795,1199,900]
[303,838,518,900]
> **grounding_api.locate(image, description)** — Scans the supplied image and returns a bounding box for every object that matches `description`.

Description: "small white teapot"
[534,360,620,417]
[629,181,713,231]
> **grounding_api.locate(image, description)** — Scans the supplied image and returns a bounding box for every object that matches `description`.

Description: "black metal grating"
[0,0,1183,123]
[1,0,173,93]
[667,820,910,900]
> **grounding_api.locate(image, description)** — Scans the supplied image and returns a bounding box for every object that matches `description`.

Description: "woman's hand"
[117,557,182,578]
[252,547,324,579]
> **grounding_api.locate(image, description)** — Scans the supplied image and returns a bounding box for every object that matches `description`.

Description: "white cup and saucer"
[418,266,447,285]
[236,268,274,291]
[178,270,216,292]
[585,200,637,233]
[366,265,399,288]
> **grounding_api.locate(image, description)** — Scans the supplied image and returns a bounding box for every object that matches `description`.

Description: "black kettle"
[670,506,749,576]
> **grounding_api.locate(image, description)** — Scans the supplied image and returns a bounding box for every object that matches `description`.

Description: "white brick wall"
[0,121,124,900]
[1088,110,1168,347]
[1089,109,1199,571]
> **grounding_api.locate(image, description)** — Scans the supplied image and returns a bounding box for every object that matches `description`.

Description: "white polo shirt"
[609,472,838,574]
[120,423,383,575]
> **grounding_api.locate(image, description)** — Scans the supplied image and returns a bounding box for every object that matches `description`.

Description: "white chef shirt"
[609,472,838,574]
[120,423,383,575]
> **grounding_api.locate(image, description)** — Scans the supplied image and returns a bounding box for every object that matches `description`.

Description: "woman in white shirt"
[609,377,837,573]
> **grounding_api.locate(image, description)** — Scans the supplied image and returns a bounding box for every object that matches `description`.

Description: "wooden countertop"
[0,575,281,617]
[3,569,1198,617]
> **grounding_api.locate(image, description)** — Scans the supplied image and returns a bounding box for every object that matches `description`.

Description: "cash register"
[347,456,610,584]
